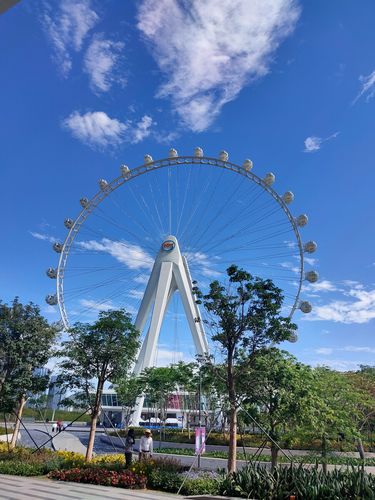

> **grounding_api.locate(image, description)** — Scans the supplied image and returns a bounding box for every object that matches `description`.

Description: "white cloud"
[134,274,150,285]
[313,346,375,362]
[62,111,127,148]
[137,0,300,131]
[78,238,153,270]
[310,359,362,372]
[128,289,145,300]
[30,231,57,243]
[342,345,375,354]
[315,347,333,355]
[132,115,154,143]
[353,70,375,104]
[79,299,138,317]
[154,348,194,367]
[306,286,375,324]
[80,298,115,312]
[304,257,317,266]
[84,34,125,93]
[305,280,338,293]
[42,0,98,76]
[43,305,59,315]
[280,261,300,274]
[304,132,339,153]
[284,240,297,249]
[185,251,221,278]
[62,111,154,149]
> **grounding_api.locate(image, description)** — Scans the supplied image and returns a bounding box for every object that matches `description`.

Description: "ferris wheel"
[46,147,317,348]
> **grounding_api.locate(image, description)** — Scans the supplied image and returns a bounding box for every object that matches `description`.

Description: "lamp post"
[198,363,202,468]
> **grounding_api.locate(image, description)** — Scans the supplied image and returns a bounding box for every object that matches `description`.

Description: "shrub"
[179,470,223,496]
[0,460,44,476]
[219,463,375,499]
[55,450,86,469]
[49,467,147,489]
[147,469,183,493]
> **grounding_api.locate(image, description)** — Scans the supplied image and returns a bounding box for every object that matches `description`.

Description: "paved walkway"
[0,475,181,500]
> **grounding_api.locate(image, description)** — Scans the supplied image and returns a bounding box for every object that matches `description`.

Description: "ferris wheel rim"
[55,154,305,330]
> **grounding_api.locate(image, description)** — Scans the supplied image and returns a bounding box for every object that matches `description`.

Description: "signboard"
[162,240,175,251]
[195,426,206,455]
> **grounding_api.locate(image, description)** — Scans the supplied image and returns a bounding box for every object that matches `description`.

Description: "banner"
[195,426,206,455]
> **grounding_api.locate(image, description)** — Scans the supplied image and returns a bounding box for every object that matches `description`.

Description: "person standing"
[139,429,153,461]
[124,428,135,468]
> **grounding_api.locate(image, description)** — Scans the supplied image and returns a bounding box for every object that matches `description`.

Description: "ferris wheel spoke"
[185,173,245,249]
[108,189,162,244]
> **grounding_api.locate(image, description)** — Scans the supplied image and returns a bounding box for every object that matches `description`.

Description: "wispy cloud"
[80,298,115,312]
[186,251,221,278]
[153,348,194,367]
[304,280,338,293]
[353,70,375,104]
[62,111,154,149]
[62,111,127,148]
[304,132,339,153]
[132,115,154,143]
[342,345,375,354]
[79,299,138,317]
[137,0,300,131]
[315,347,333,355]
[310,359,362,372]
[30,231,57,243]
[134,274,150,285]
[42,0,98,76]
[128,289,145,300]
[78,238,153,270]
[306,285,375,324]
[280,261,300,274]
[84,34,125,93]
[314,345,375,356]
[304,257,317,266]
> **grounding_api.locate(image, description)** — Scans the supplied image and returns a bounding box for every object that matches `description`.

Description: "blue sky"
[1,0,375,371]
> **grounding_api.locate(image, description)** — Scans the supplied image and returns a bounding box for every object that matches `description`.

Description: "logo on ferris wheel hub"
[162,240,175,251]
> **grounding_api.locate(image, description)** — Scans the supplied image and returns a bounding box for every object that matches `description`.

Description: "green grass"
[154,447,375,466]
[11,408,91,423]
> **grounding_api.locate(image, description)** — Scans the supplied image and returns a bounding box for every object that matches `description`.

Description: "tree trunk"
[10,396,26,450]
[227,349,237,473]
[270,428,279,469]
[357,437,366,460]
[271,445,279,469]
[228,403,237,473]
[321,434,328,474]
[86,380,104,461]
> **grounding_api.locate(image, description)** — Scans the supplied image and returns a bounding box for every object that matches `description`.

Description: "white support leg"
[128,236,209,427]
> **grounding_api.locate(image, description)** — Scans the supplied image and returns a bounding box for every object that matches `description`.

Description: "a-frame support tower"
[129,236,209,425]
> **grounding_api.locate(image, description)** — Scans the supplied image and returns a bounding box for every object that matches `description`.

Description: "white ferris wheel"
[46,147,318,367]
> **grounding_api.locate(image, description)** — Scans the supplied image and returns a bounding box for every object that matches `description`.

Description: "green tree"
[57,309,140,461]
[139,362,196,441]
[306,367,365,473]
[196,265,296,472]
[242,349,314,468]
[0,298,58,448]
[346,365,375,458]
[115,375,144,428]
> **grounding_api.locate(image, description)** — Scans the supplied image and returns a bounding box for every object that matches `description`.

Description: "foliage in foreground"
[49,468,147,488]
[1,443,375,499]
[220,463,375,499]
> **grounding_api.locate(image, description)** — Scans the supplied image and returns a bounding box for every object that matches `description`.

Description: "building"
[99,388,214,429]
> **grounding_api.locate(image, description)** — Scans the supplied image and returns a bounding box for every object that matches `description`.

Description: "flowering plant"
[49,467,147,489]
